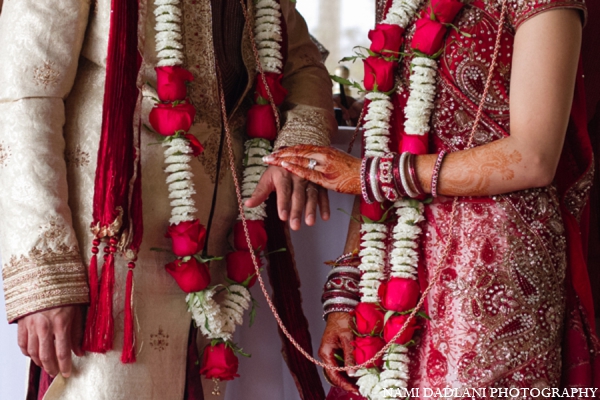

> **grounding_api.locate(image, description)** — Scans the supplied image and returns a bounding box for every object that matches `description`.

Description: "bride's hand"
[319,312,359,395]
[263,145,362,196]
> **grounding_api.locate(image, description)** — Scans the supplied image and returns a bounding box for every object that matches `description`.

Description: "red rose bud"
[149,102,196,136]
[363,56,397,92]
[352,336,385,369]
[165,219,207,257]
[200,343,240,381]
[360,201,386,222]
[255,72,288,106]
[165,257,210,293]
[383,314,418,344]
[428,0,464,24]
[368,24,404,57]
[352,302,385,335]
[184,133,204,157]
[226,250,262,288]
[156,66,194,102]
[411,19,447,56]
[246,104,278,141]
[378,277,420,312]
[233,220,268,251]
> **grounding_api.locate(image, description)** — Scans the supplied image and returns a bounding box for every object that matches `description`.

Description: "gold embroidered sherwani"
[0,0,335,398]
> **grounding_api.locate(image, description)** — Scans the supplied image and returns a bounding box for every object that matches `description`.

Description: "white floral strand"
[187,285,252,343]
[389,200,424,280]
[241,138,272,220]
[154,0,184,66]
[254,0,283,74]
[163,139,198,225]
[358,223,388,303]
[403,57,438,135]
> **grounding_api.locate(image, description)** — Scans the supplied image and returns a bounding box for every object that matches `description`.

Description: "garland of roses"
[348,0,466,397]
[148,0,286,385]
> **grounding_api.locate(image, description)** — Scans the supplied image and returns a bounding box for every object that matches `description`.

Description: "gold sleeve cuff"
[3,246,89,323]
[274,105,335,150]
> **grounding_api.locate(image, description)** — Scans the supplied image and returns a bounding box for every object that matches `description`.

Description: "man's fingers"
[318,187,330,221]
[245,172,275,208]
[38,326,59,377]
[274,171,292,221]
[289,177,307,231]
[27,329,40,366]
[71,307,84,357]
[305,184,319,226]
[17,321,29,356]
[55,325,73,378]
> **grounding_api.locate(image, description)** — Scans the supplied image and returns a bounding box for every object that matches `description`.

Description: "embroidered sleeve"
[0,0,91,322]
[275,1,336,150]
[508,0,587,30]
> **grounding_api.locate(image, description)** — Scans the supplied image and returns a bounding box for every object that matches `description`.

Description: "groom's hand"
[17,305,85,378]
[245,165,330,231]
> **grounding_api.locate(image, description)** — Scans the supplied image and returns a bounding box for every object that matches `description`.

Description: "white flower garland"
[153,0,283,349]
[355,0,427,397]
[186,284,252,342]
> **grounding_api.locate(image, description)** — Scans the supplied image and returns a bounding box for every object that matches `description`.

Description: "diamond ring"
[307,158,318,170]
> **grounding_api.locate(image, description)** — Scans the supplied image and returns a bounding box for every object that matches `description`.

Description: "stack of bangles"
[360,150,447,203]
[321,252,361,318]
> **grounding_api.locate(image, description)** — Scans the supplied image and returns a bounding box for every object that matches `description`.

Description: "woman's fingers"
[279,162,324,187]
[319,345,358,394]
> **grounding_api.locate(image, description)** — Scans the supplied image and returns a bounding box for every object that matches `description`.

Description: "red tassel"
[121,263,136,363]
[83,241,100,352]
[93,239,117,353]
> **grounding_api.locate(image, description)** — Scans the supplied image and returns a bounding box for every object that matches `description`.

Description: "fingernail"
[292,217,300,229]
[281,161,289,167]
[280,210,288,220]
[263,155,274,162]
[323,212,330,220]
[306,214,315,225]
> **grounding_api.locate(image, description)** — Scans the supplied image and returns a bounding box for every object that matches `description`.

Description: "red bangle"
[431,150,447,198]
[360,157,374,204]
[378,153,399,201]
[408,153,425,197]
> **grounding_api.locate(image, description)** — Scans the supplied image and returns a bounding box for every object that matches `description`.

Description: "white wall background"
[0,1,374,398]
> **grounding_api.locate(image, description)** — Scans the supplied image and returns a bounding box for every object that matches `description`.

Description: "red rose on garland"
[352,302,385,335]
[383,314,418,344]
[378,277,420,312]
[363,56,397,92]
[360,201,386,222]
[166,219,207,257]
[246,104,278,140]
[184,133,205,157]
[200,343,240,381]
[369,24,405,57]
[352,336,385,368]
[149,101,196,136]
[226,250,262,288]
[165,257,211,293]
[155,66,194,102]
[428,0,464,24]
[411,19,447,56]
[233,220,268,251]
[255,73,288,106]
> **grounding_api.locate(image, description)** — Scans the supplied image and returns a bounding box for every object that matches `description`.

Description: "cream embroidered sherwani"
[0,0,335,398]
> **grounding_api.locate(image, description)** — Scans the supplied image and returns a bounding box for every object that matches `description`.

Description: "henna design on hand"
[266,145,362,195]
[318,312,358,394]
[440,147,522,196]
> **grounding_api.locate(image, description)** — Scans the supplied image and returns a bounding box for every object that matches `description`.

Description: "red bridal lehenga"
[329,0,599,397]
